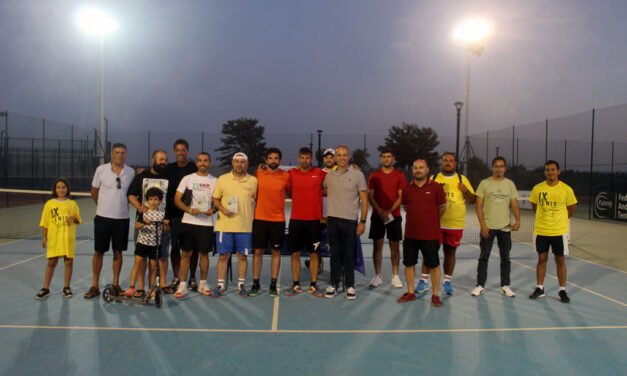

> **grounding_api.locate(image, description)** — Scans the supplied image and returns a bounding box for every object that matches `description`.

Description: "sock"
[253,278,260,287]
[293,280,300,287]
[238,278,245,289]
[537,285,544,290]
[179,281,187,289]
[421,274,429,281]
[199,279,207,287]
[559,287,566,291]
[310,281,317,287]
[270,278,277,288]
[444,275,452,282]
[217,279,225,290]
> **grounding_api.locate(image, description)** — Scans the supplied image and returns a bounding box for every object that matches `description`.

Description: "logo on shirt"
[539,191,557,207]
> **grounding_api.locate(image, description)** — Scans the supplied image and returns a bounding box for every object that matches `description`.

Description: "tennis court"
[0,190,625,375]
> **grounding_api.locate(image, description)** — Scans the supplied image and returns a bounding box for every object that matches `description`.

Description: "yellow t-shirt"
[433,173,475,229]
[529,181,577,236]
[213,172,258,233]
[39,199,82,258]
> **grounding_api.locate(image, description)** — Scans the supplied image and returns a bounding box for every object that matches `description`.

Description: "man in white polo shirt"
[85,143,135,299]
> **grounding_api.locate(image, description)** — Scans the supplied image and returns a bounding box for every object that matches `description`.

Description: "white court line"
[271,255,282,331]
[0,324,624,334]
[468,244,627,307]
[0,239,26,248]
[0,240,89,272]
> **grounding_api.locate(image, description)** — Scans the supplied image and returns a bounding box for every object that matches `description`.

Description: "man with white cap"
[211,152,258,297]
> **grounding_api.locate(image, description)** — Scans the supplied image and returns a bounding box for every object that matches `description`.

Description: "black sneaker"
[269,286,278,297]
[529,287,545,299]
[169,277,180,290]
[249,284,261,297]
[558,290,571,303]
[188,278,198,292]
[35,288,50,300]
[62,287,73,299]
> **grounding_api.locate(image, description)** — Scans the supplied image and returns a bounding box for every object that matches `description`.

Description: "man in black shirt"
[166,139,199,290]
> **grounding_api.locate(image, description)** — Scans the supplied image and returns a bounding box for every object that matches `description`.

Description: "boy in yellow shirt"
[528,160,577,303]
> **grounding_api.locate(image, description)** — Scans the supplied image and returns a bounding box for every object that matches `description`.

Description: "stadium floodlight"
[453,17,492,174]
[76,8,118,164]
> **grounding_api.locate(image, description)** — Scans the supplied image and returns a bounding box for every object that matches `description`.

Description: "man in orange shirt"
[250,148,291,297]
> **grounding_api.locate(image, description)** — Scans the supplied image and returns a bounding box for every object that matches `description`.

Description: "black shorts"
[403,238,440,268]
[368,215,402,241]
[288,220,322,253]
[135,243,158,260]
[180,223,213,254]
[535,235,566,256]
[169,216,184,249]
[94,216,130,253]
[252,219,285,250]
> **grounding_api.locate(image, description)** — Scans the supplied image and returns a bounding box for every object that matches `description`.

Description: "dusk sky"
[1,0,627,143]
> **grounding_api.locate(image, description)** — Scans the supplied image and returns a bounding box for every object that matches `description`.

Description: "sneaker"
[397,292,416,303]
[416,279,429,293]
[324,285,337,299]
[84,286,100,299]
[471,286,485,297]
[161,286,175,294]
[431,295,443,307]
[249,284,261,297]
[112,285,123,296]
[174,283,189,299]
[62,287,73,299]
[269,286,279,297]
[169,277,180,290]
[188,278,198,292]
[35,288,50,300]
[346,287,356,300]
[443,281,454,296]
[308,285,324,298]
[285,285,303,297]
[558,290,571,303]
[501,286,516,298]
[197,281,211,297]
[210,286,226,298]
[369,275,382,288]
[391,275,403,288]
[529,287,545,299]
[238,284,249,298]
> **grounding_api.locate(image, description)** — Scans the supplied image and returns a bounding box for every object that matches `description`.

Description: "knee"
[47,258,59,267]
[64,258,73,266]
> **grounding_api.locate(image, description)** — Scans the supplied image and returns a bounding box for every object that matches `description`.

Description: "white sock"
[537,285,544,289]
[420,274,429,281]
[444,275,452,282]
[559,287,566,291]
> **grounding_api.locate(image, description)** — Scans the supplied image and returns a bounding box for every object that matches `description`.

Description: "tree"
[216,118,267,170]
[351,148,371,172]
[378,123,440,172]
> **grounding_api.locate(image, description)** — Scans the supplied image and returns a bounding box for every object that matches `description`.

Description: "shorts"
[135,243,158,260]
[94,216,130,253]
[440,228,464,249]
[288,220,321,253]
[534,234,568,256]
[180,223,213,254]
[169,216,183,249]
[252,219,285,250]
[368,215,402,241]
[403,238,440,268]
[216,232,252,256]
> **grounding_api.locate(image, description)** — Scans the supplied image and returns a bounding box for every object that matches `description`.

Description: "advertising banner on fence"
[593,192,627,222]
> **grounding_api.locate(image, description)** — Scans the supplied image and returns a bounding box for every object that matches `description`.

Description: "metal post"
[201,132,205,152]
[512,126,515,166]
[463,50,471,176]
[42,119,46,186]
[485,131,489,165]
[105,117,109,163]
[588,109,595,220]
[71,125,74,182]
[309,133,313,152]
[610,141,614,192]
[147,129,151,166]
[516,138,520,185]
[31,138,35,188]
[99,35,106,165]
[316,130,322,167]
[545,119,548,162]
[454,103,463,162]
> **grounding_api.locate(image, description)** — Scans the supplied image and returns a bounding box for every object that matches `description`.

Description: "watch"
[359,219,366,224]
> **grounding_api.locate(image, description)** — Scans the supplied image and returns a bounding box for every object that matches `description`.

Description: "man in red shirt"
[398,159,447,306]
[251,147,290,297]
[286,147,326,296]
[367,148,407,288]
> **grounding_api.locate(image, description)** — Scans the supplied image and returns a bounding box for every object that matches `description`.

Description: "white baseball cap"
[323,148,335,156]
[232,152,248,161]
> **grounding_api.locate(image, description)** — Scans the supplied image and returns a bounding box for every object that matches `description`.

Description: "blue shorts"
[215,232,252,256]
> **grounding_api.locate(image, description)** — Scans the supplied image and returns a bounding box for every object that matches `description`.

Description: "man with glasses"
[85,143,135,299]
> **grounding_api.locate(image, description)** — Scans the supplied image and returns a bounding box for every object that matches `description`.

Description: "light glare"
[453,18,492,43]
[76,8,118,36]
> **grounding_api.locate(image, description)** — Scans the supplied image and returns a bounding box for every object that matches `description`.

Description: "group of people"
[35,139,578,307]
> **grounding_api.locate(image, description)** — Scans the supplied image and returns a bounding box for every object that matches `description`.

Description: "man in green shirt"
[471,156,520,297]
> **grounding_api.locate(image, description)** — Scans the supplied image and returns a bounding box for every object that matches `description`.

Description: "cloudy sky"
[1,0,627,143]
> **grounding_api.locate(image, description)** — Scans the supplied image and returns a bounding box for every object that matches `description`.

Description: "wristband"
[359,219,366,224]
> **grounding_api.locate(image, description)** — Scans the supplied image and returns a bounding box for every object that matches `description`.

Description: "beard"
[153,163,168,175]
[267,162,279,170]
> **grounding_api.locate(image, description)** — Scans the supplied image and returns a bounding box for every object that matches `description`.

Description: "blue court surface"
[0,238,625,375]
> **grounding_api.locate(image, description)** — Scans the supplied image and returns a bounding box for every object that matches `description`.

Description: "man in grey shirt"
[323,145,368,300]
[472,156,521,298]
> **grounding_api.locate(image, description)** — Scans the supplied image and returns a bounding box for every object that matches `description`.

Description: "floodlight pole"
[99,35,106,165]
[317,129,323,167]
[454,102,463,163]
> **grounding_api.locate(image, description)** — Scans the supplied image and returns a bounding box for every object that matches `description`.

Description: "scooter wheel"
[102,286,115,303]
[154,290,162,308]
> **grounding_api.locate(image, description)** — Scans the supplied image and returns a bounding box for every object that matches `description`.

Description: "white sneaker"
[175,282,188,299]
[471,286,484,297]
[197,280,211,296]
[346,287,357,300]
[501,286,516,297]
[324,285,337,298]
[391,275,403,288]
[369,275,383,288]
